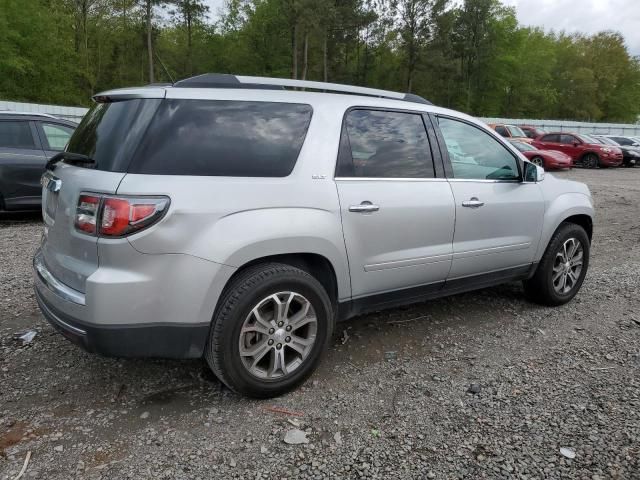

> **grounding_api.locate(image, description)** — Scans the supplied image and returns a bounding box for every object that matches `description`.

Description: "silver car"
[34,74,594,398]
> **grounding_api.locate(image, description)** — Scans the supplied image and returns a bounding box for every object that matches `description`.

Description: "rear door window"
[0,121,36,149]
[336,109,435,178]
[41,123,74,150]
[129,100,313,177]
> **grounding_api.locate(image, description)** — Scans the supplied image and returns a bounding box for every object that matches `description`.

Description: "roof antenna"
[154,51,175,84]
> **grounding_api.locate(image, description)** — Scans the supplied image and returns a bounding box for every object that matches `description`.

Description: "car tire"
[531,156,545,169]
[583,153,599,169]
[523,223,590,307]
[204,262,334,398]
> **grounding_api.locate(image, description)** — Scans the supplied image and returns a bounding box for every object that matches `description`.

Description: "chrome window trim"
[33,251,86,306]
[334,177,447,182]
[447,178,521,184]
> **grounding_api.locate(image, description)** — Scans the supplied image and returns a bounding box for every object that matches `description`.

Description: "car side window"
[560,134,577,145]
[541,134,559,143]
[494,125,508,137]
[437,117,520,181]
[42,123,74,150]
[0,121,35,149]
[336,109,435,178]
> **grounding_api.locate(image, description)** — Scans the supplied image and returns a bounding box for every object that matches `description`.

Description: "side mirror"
[573,142,579,147]
[523,162,545,183]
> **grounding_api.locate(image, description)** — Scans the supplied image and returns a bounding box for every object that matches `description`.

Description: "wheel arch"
[229,253,340,307]
[535,194,594,261]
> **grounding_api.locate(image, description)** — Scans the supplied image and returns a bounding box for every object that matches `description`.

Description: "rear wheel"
[531,156,545,168]
[524,223,590,306]
[583,153,599,169]
[205,263,333,398]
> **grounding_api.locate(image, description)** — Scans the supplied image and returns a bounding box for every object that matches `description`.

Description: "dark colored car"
[509,140,572,170]
[602,135,640,148]
[0,112,76,211]
[592,135,639,167]
[531,132,623,168]
[519,125,547,139]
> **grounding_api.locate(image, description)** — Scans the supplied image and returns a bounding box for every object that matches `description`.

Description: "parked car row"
[489,123,640,170]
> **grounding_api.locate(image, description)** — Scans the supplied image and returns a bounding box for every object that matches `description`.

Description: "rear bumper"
[33,248,236,358]
[34,286,209,358]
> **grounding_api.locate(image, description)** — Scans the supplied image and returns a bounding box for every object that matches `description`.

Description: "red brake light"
[74,195,100,234]
[101,198,131,236]
[74,194,169,237]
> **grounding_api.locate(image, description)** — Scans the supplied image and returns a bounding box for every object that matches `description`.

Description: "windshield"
[507,126,527,137]
[597,137,619,146]
[66,99,162,171]
[510,141,536,152]
[577,134,598,144]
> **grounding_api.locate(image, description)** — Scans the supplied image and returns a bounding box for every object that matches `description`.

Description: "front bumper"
[33,248,235,358]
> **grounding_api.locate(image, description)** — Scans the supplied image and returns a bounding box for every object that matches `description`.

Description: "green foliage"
[0,0,639,121]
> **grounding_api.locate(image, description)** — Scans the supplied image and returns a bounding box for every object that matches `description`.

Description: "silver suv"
[34,74,594,398]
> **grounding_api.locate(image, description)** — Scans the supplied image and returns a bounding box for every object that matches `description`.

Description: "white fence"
[480,117,640,136]
[2,100,640,135]
[0,100,88,123]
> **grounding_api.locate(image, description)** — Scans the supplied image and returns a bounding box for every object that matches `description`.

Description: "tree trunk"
[186,10,193,76]
[291,22,298,79]
[146,0,154,83]
[301,32,309,80]
[322,31,328,83]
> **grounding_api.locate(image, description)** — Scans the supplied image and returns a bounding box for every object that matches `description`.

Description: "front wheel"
[584,153,599,169]
[524,223,590,306]
[205,263,333,398]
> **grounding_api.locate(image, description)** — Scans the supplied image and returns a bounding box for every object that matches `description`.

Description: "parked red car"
[509,140,572,170]
[518,125,547,139]
[531,132,623,168]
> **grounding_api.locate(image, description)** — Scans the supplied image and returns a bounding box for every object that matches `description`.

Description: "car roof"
[92,74,490,130]
[0,111,76,125]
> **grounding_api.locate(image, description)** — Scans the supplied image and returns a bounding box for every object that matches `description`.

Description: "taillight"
[74,194,169,237]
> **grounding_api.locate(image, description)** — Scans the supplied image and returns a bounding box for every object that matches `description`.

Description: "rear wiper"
[46,152,96,171]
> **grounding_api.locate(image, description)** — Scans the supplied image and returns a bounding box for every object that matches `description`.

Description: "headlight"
[601,147,612,153]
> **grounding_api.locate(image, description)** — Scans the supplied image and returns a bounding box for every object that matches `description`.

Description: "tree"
[169,0,209,76]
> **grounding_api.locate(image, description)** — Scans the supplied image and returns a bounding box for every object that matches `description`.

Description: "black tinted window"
[0,121,35,149]
[67,99,162,171]
[560,134,577,144]
[337,109,434,178]
[130,100,312,177]
[494,126,508,137]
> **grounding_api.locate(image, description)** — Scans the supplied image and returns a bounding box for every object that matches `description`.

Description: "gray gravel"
[1,168,639,479]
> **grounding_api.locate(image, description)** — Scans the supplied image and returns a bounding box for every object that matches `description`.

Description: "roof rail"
[0,110,58,119]
[173,74,432,105]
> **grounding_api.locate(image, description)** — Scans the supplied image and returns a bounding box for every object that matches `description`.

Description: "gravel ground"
[1,168,639,479]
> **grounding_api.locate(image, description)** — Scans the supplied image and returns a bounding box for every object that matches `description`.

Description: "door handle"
[462,197,484,208]
[349,201,380,213]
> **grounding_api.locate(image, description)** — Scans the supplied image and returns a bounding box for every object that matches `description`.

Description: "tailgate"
[41,164,125,293]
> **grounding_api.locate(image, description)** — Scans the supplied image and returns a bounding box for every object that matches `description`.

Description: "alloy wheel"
[552,237,584,294]
[238,292,317,379]
[531,157,544,167]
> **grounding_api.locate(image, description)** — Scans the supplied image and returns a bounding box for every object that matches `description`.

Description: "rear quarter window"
[129,100,313,177]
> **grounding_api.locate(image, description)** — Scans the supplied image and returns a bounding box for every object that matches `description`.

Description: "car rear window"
[66,99,162,171]
[128,100,313,177]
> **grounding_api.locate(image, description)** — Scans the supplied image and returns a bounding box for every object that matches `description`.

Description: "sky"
[202,0,640,55]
